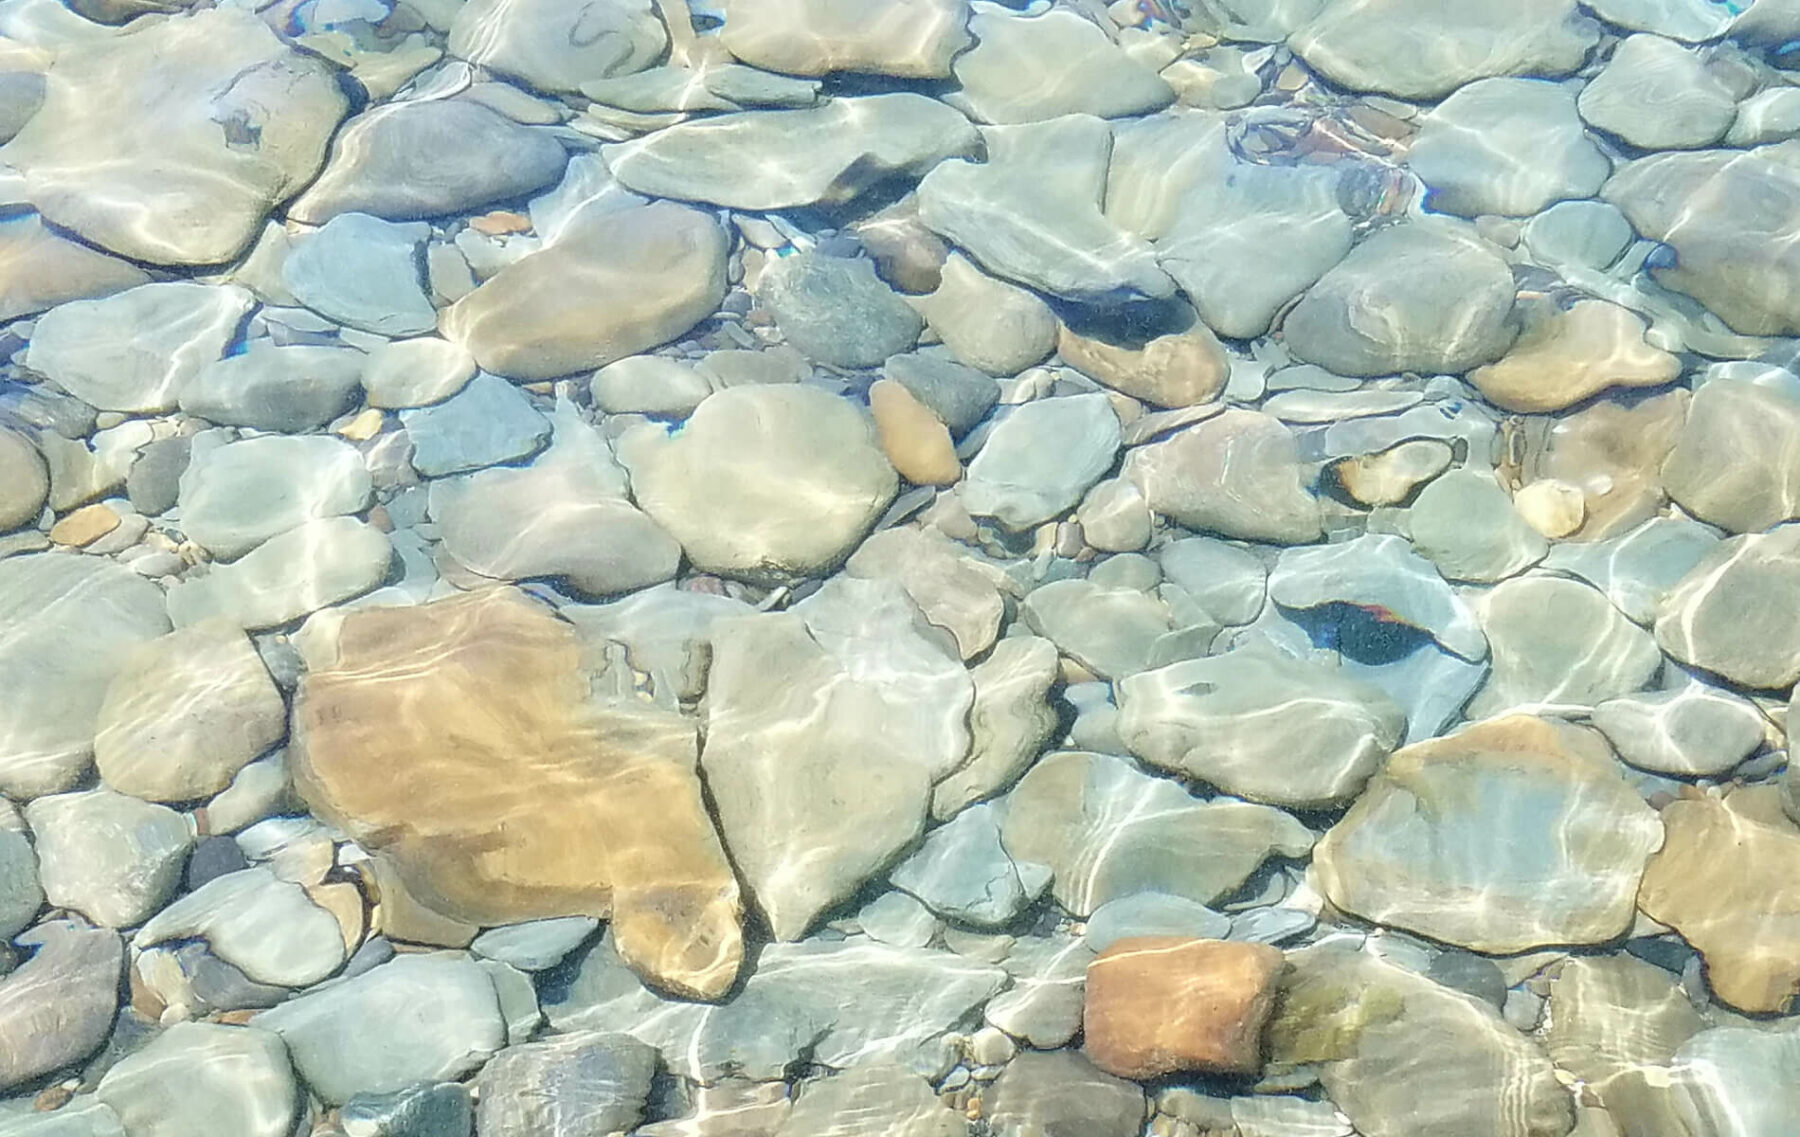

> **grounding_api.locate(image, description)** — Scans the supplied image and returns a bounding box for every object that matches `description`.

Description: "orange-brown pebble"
[467,210,532,236]
[1083,936,1285,1079]
[49,502,121,547]
[869,378,960,486]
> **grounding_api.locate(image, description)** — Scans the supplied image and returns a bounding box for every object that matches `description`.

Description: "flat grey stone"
[178,434,372,560]
[985,1050,1144,1137]
[401,372,549,477]
[449,0,663,94]
[983,933,1093,1049]
[1156,537,1267,626]
[0,921,122,1090]
[133,866,346,988]
[471,917,599,972]
[1523,199,1635,272]
[1541,516,1721,625]
[24,788,191,928]
[0,829,41,940]
[283,213,435,336]
[0,429,48,532]
[856,890,941,949]
[962,392,1120,531]
[780,1064,963,1137]
[1593,681,1766,777]
[166,518,392,631]
[0,1098,125,1137]
[1545,954,1708,1095]
[474,1031,657,1137]
[1409,78,1608,218]
[180,343,364,433]
[1268,534,1487,661]
[758,252,922,368]
[844,525,1009,661]
[125,437,191,517]
[589,355,712,417]
[1471,574,1662,717]
[340,1082,472,1137]
[1019,578,1174,681]
[947,6,1172,124]
[1661,376,1800,534]
[1607,1024,1800,1137]
[890,803,1050,928]
[1579,34,1736,150]
[95,1022,294,1137]
[1083,892,1230,953]
[362,337,477,410]
[929,635,1060,821]
[24,283,253,413]
[1587,0,1739,40]
[559,583,754,704]
[1408,468,1547,583]
[1125,409,1323,544]
[1656,524,1800,688]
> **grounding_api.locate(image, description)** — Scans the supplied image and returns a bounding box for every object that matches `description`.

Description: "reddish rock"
[1083,936,1284,1078]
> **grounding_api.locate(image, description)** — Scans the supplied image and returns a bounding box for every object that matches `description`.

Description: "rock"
[622,385,896,580]
[720,0,970,78]
[1288,0,1598,99]
[1610,1023,1800,1137]
[282,213,435,336]
[133,866,346,987]
[179,343,364,433]
[1268,533,1487,661]
[289,99,568,224]
[26,786,190,928]
[1076,478,1151,552]
[604,95,980,211]
[857,890,939,948]
[1468,299,1680,413]
[1516,387,1689,541]
[590,355,712,416]
[1661,376,1800,533]
[93,622,284,802]
[1084,937,1283,1078]
[1637,797,1800,1013]
[253,953,505,1105]
[448,0,663,93]
[1593,681,1765,777]
[1542,516,1720,625]
[695,346,808,388]
[1409,78,1609,217]
[0,7,345,264]
[869,379,960,486]
[1522,198,1635,273]
[0,429,48,531]
[1407,469,1547,583]
[919,115,1175,304]
[1020,578,1174,680]
[1602,142,1800,336]
[1123,409,1322,543]
[1313,715,1663,953]
[929,635,1059,819]
[0,1097,126,1136]
[0,210,152,322]
[889,804,1048,927]
[1333,438,1453,507]
[24,283,253,413]
[1544,954,1708,1098]
[472,918,598,972]
[166,518,392,630]
[442,201,726,381]
[293,590,743,998]
[95,1022,294,1137]
[1587,0,1739,40]
[962,392,1120,531]
[759,252,923,368]
[981,933,1092,1048]
[558,584,754,703]
[1469,576,1662,718]
[1655,524,1800,688]
[340,1082,473,1137]
[1726,85,1800,146]
[1282,222,1517,377]
[0,827,40,940]
[0,921,122,1090]
[909,253,1057,376]
[48,502,118,548]
[429,403,679,598]
[362,337,476,410]
[0,555,171,797]
[1057,307,1229,409]
[881,352,1000,439]
[1084,893,1231,953]
[984,1050,1145,1137]
[1117,645,1406,807]
[947,6,1173,124]
[1579,34,1736,150]
[1512,478,1586,538]
[778,1064,962,1137]
[843,527,1006,660]
[177,435,373,560]
[399,371,549,477]
[125,437,190,517]
[1269,945,1573,1137]
[1157,537,1267,626]
[998,750,1314,917]
[474,1031,657,1137]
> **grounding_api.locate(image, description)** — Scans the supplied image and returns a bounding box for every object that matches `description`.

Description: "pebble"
[948,6,1173,124]
[167,517,392,630]
[719,0,969,77]
[869,379,960,486]
[1124,408,1322,543]
[983,1050,1145,1137]
[48,502,119,547]
[133,866,346,987]
[470,917,598,972]
[475,1031,658,1137]
[1057,306,1229,409]
[1075,478,1152,553]
[1407,468,1547,583]
[1468,298,1680,413]
[1655,524,1800,689]
[909,253,1057,376]
[1084,937,1283,1077]
[962,391,1122,531]
[890,803,1049,928]
[124,437,190,517]
[1470,576,1662,717]
[361,337,477,410]
[1511,478,1586,539]
[0,921,122,1090]
[179,343,365,433]
[400,371,549,477]
[1593,681,1766,777]
[590,355,713,416]
[1333,438,1452,506]
[1083,893,1230,953]
[1409,77,1608,218]
[1661,376,1800,533]
[1579,34,1737,150]
[1523,199,1636,272]
[282,213,436,336]
[983,933,1092,1048]
[95,1022,294,1137]
[0,429,48,531]
[883,349,1002,437]
[178,434,373,559]
[856,890,940,949]
[759,251,923,368]
[24,283,252,413]
[24,787,191,927]
[338,1082,472,1137]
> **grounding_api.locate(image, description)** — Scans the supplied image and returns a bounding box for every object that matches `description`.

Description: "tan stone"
[48,502,119,547]
[1512,478,1585,538]
[293,588,744,999]
[1470,300,1680,413]
[1638,797,1800,1013]
[1333,438,1453,507]
[1511,388,1688,541]
[719,0,973,79]
[1057,311,1229,409]
[1084,937,1284,1078]
[869,378,960,486]
[360,853,476,948]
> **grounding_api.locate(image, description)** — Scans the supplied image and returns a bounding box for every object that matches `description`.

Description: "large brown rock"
[292,589,743,999]
[1084,937,1283,1078]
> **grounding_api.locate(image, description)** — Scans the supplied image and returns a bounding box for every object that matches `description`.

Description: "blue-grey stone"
[283,213,435,336]
[474,1032,656,1137]
[1227,906,1316,946]
[470,917,598,972]
[758,252,923,369]
[0,829,42,940]
[340,1082,472,1137]
[890,804,1050,928]
[400,373,549,477]
[1083,892,1230,953]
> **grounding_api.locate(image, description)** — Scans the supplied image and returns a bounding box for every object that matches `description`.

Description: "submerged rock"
[1083,937,1283,1078]
[758,251,923,368]
[0,921,123,1090]
[947,6,1173,124]
[962,393,1120,531]
[1469,575,1662,717]
[448,0,664,94]
[95,1022,295,1137]
[1579,33,1737,150]
[719,0,971,78]
[1660,376,1800,534]
[1408,77,1608,218]
[1124,409,1322,544]
[1655,524,1800,689]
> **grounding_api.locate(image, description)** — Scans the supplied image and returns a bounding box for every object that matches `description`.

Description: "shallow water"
[2,0,1799,1133]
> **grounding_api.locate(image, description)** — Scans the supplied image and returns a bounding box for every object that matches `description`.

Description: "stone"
[1602,142,1800,337]
[1288,0,1599,99]
[1609,1023,1800,1137]
[133,866,346,987]
[1076,478,1151,553]
[1084,937,1283,1078]
[48,503,119,548]
[889,804,1048,927]
[981,933,1092,1048]
[998,750,1314,917]
[622,385,896,580]
[1545,954,1707,1097]
[869,379,960,486]
[1593,682,1765,777]
[472,917,598,972]
[399,371,549,477]
[1313,716,1664,953]
[918,115,1175,304]
[1522,199,1635,273]
[178,434,372,560]
[1516,387,1689,541]
[1123,408,1322,543]
[1726,85,1800,146]
[361,337,476,409]
[448,0,663,93]
[1333,438,1453,506]
[984,1050,1145,1137]
[282,213,435,336]
[24,283,253,413]
[1637,797,1800,1013]
[1579,34,1736,150]
[289,99,568,224]
[962,392,1119,531]
[604,95,980,211]
[0,827,40,940]
[253,952,505,1105]
[909,253,1057,376]
[0,7,346,264]
[880,351,1001,437]
[1655,524,1800,689]
[0,429,48,531]
[25,787,190,927]
[442,201,726,381]
[1156,537,1268,626]
[1408,78,1609,218]
[842,526,1006,660]
[179,343,364,433]
[1469,576,1662,718]
[778,1065,962,1137]
[1268,533,1488,661]
[0,921,122,1090]
[759,252,923,368]
[1513,478,1586,538]
[1083,893,1231,953]
[590,355,712,416]
[929,635,1059,819]
[1407,469,1547,583]
[0,210,152,322]
[1057,307,1229,409]
[1282,222,1517,377]
[696,346,808,388]
[1469,299,1680,413]
[340,1083,473,1137]
[125,437,190,517]
[1661,376,1800,534]
[93,622,284,802]
[1542,516,1720,626]
[95,1022,294,1137]
[1117,645,1406,807]
[294,590,743,998]
[1587,0,1739,40]
[948,6,1173,124]
[474,1032,657,1137]
[1020,578,1173,679]
[166,518,392,630]
[0,555,171,797]
[558,584,754,704]
[856,890,939,948]
[720,0,971,78]
[0,1098,126,1137]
